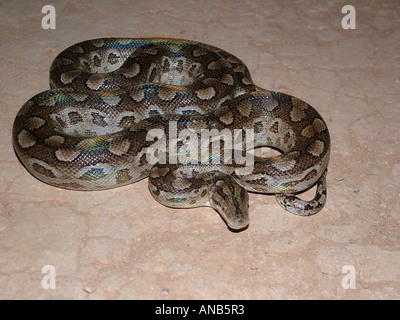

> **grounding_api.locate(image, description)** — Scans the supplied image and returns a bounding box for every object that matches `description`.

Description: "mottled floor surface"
[1,0,399,299]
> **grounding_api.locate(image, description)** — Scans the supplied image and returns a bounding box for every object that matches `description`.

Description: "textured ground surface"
[1,0,399,299]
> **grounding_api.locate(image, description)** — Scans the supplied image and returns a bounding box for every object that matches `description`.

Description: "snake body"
[12,38,330,230]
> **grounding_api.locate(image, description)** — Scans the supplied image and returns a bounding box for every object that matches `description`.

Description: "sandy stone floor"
[1,0,399,299]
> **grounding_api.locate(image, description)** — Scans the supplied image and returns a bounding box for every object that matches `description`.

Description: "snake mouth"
[226,215,249,231]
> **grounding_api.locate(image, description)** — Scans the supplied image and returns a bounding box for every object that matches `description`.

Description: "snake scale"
[12,38,330,230]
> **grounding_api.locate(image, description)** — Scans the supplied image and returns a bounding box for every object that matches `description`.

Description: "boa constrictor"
[12,38,330,230]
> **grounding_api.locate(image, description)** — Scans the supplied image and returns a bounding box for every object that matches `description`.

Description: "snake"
[12,38,330,230]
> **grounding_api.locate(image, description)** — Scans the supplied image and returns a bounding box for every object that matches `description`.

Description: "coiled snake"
[12,38,330,230]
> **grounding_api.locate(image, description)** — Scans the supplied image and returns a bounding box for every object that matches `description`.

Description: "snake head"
[209,175,249,230]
